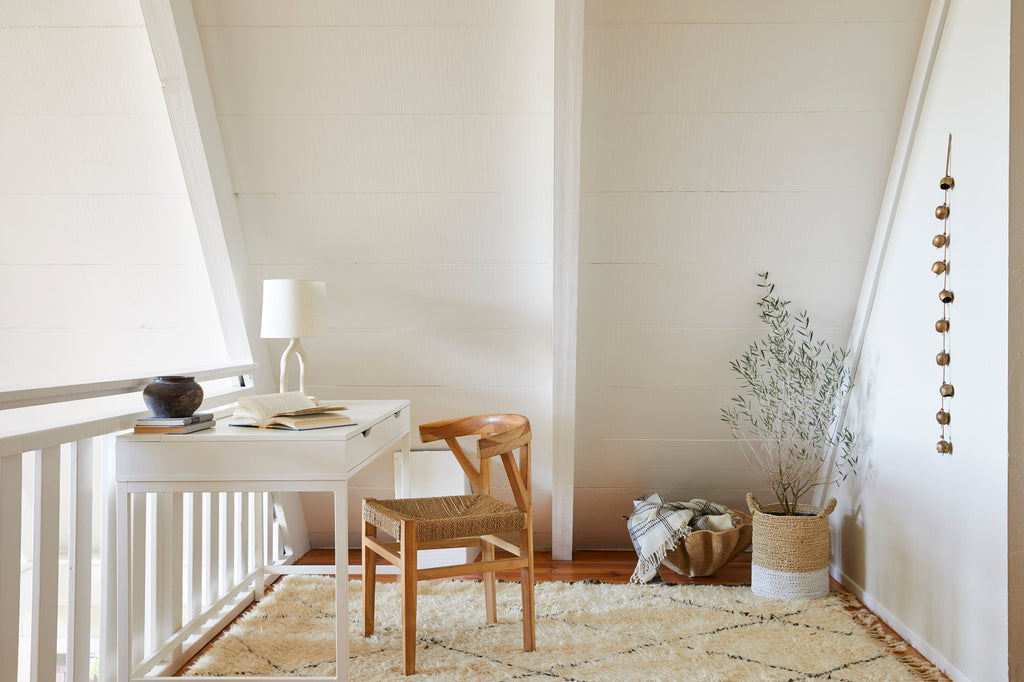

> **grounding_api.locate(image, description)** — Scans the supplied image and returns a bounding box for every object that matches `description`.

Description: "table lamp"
[260,279,327,395]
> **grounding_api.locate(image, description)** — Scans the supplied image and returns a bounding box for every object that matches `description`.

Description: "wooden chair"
[361,414,535,675]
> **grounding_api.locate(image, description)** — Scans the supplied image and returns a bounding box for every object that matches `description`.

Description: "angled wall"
[836,0,1010,679]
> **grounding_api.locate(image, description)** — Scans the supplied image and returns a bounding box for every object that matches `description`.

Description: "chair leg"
[482,539,497,624]
[362,520,377,637]
[520,526,536,652]
[400,519,418,675]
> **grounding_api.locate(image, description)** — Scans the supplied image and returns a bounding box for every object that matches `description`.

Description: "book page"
[232,392,318,427]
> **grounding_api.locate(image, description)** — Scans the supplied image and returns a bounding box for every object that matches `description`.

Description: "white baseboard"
[832,567,969,682]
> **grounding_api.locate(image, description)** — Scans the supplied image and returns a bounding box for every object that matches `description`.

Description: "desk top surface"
[119,398,410,444]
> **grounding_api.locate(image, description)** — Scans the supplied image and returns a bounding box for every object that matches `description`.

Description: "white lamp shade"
[260,279,328,338]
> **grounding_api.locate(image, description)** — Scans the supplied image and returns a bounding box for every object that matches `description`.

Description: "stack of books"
[134,412,216,434]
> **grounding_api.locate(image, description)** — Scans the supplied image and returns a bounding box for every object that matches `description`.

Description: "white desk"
[116,399,411,682]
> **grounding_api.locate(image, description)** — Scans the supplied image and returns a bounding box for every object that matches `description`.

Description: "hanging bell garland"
[932,134,954,455]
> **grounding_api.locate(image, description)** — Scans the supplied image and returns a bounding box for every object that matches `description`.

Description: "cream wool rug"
[185,576,946,681]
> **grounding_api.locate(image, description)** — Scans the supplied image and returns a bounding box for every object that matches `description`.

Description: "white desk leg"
[394,432,412,498]
[334,481,348,681]
[115,483,129,682]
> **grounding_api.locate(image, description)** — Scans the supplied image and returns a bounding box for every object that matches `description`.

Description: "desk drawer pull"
[362,426,372,438]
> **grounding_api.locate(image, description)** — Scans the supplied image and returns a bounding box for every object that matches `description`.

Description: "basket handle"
[746,492,763,515]
[817,497,838,518]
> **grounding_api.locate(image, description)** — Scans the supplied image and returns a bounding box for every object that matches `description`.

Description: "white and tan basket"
[746,493,835,601]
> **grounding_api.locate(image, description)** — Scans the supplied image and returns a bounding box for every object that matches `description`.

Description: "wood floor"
[178,549,941,678]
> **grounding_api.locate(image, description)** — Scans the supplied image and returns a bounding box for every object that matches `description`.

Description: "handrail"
[0,378,255,456]
[0,362,257,411]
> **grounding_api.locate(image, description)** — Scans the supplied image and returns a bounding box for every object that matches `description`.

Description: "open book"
[229,392,355,431]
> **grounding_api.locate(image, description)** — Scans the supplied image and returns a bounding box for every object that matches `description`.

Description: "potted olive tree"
[721,272,857,600]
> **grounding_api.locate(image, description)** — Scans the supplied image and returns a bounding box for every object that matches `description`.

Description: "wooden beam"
[552,0,585,561]
[139,0,273,392]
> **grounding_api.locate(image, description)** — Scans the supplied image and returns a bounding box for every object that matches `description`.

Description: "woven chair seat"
[363,494,526,543]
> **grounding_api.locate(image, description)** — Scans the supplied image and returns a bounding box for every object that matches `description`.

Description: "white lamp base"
[278,337,310,395]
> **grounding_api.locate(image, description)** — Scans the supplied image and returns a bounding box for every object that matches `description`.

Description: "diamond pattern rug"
[184,576,946,680]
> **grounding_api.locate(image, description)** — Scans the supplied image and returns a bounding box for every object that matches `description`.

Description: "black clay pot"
[143,376,203,418]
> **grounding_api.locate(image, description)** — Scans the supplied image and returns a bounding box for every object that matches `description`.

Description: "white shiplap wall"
[0,0,230,389]
[574,1,930,547]
[192,1,555,548]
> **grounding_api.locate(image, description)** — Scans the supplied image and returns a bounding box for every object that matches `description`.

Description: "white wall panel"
[573,439,763,490]
[0,196,201,265]
[574,3,928,549]
[577,327,846,388]
[585,0,928,25]
[0,117,186,194]
[279,329,551,388]
[0,0,142,27]
[219,114,551,194]
[239,193,551,265]
[193,1,550,28]
[198,0,554,543]
[200,26,551,116]
[578,387,737,441]
[0,3,232,389]
[257,264,552,329]
[579,262,862,331]
[583,23,923,115]
[0,28,166,115]
[583,112,899,193]
[582,192,875,265]
[0,265,219,330]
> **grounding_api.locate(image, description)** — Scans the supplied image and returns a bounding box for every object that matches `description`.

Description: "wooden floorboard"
[177,549,939,678]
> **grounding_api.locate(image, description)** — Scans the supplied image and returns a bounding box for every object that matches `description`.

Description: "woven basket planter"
[746,493,836,601]
[661,510,752,577]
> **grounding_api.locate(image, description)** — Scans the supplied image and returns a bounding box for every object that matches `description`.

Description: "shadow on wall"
[833,346,881,588]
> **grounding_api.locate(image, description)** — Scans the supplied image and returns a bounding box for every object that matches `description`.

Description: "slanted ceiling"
[187,1,929,550]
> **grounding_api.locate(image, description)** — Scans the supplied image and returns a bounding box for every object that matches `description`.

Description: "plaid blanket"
[627,493,736,584]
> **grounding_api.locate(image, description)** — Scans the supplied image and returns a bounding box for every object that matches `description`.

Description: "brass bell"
[940,383,955,397]
[940,176,955,190]
[936,410,951,425]
[939,289,954,304]
[931,261,947,275]
[935,318,950,333]
[937,440,953,454]
[932,234,948,248]
[935,204,950,220]
[936,351,950,366]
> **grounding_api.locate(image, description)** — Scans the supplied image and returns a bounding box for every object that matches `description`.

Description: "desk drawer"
[349,405,409,471]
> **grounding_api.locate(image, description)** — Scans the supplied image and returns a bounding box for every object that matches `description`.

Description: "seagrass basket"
[661,510,752,577]
[746,493,836,601]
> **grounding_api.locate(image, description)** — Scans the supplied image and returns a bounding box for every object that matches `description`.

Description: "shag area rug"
[185,576,946,681]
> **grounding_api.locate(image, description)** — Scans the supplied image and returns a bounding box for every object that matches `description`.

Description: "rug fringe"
[834,590,948,681]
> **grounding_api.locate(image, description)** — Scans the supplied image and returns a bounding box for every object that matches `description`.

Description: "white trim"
[0,363,255,411]
[834,568,968,682]
[1009,0,1024,676]
[552,0,585,561]
[821,0,951,505]
[139,0,273,391]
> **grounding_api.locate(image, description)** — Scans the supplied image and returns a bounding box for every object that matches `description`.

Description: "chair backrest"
[419,414,532,511]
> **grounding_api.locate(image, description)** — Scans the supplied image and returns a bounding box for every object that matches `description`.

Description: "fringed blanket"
[627,493,736,583]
